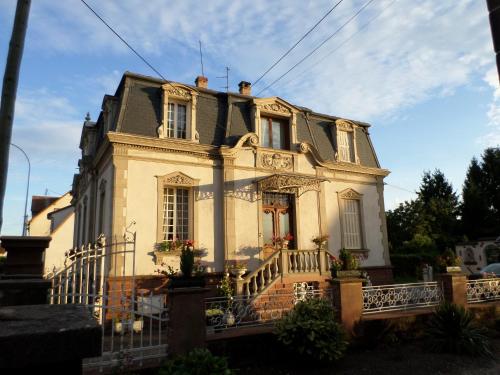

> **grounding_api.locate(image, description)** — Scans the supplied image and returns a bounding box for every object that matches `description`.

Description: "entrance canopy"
[256,173,328,196]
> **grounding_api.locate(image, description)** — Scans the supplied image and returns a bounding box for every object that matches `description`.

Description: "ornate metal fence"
[467,278,500,303]
[47,234,169,372]
[362,282,443,314]
[205,285,330,333]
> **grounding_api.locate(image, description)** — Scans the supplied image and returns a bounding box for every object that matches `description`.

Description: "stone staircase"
[235,249,331,298]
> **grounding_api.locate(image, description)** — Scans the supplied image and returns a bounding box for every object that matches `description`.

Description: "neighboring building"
[456,236,500,274]
[71,72,392,290]
[28,192,74,274]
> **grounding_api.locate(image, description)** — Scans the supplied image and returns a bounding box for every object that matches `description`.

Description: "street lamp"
[10,143,30,236]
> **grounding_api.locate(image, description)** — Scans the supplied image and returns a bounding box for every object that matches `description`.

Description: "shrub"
[275,298,348,363]
[427,302,492,357]
[180,247,195,277]
[390,253,436,279]
[158,348,233,375]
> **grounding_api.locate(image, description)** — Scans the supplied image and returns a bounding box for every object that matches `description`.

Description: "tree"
[461,148,500,239]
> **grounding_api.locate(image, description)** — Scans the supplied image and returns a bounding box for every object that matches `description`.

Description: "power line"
[256,0,376,96]
[80,0,167,81]
[253,0,345,86]
[281,0,398,89]
[384,183,416,195]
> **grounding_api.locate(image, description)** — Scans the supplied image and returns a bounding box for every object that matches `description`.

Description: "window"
[166,102,187,139]
[260,116,289,150]
[337,130,355,162]
[338,188,365,250]
[156,171,198,245]
[342,199,362,249]
[161,187,189,241]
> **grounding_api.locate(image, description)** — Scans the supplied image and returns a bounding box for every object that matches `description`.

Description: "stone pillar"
[438,273,467,307]
[330,278,363,333]
[168,287,209,355]
[0,236,51,278]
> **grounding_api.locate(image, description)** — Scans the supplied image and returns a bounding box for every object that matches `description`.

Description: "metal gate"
[47,233,169,372]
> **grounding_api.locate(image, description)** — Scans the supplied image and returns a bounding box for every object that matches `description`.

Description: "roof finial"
[85,112,91,122]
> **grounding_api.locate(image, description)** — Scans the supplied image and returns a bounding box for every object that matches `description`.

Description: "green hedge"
[390,254,437,279]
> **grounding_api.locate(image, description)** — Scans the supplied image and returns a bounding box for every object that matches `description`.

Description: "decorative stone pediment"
[335,119,356,132]
[162,83,193,101]
[256,173,328,196]
[259,152,294,171]
[157,171,197,186]
[253,97,298,117]
[339,188,362,200]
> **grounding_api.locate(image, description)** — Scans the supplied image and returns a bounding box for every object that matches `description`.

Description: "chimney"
[238,81,251,96]
[195,75,208,89]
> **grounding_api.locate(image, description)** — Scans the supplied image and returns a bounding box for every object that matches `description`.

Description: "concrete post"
[438,273,468,307]
[331,278,364,333]
[168,287,209,355]
[0,236,51,278]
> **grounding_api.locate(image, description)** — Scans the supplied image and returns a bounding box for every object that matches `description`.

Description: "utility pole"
[0,0,31,233]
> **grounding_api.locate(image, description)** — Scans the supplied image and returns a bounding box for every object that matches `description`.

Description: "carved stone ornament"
[159,172,196,186]
[339,188,362,200]
[261,102,291,115]
[336,119,355,132]
[164,86,191,100]
[261,152,293,171]
[298,142,310,154]
[248,134,259,147]
[257,173,327,196]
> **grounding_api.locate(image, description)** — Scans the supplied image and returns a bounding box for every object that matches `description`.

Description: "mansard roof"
[94,71,380,168]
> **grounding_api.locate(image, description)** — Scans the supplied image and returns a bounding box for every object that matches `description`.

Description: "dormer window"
[260,116,289,150]
[159,84,198,142]
[167,102,187,138]
[335,119,359,164]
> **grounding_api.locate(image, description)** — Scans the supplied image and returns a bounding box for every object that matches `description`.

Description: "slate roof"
[98,72,381,169]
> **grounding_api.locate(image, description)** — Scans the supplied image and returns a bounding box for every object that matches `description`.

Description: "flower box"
[446,266,462,273]
[333,270,362,278]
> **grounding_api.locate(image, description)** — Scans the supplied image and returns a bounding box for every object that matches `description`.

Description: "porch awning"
[255,173,329,196]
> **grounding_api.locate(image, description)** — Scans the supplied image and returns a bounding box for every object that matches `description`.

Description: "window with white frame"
[161,187,189,241]
[342,199,362,249]
[337,130,355,162]
[166,102,187,139]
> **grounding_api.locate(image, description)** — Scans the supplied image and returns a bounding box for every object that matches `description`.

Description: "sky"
[0,0,499,235]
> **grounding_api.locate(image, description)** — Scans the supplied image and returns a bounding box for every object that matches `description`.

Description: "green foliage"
[462,148,500,239]
[158,348,233,375]
[339,248,358,270]
[275,298,348,362]
[427,302,492,357]
[180,247,195,277]
[435,248,462,272]
[390,253,436,279]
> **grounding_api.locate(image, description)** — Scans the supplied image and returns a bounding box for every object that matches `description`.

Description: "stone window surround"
[334,119,360,165]
[155,171,200,246]
[251,98,298,152]
[337,188,368,255]
[159,83,199,142]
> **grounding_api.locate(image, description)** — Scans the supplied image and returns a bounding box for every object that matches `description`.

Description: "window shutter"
[343,199,361,249]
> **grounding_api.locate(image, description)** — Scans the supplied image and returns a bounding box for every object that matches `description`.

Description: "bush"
[427,302,492,357]
[180,247,195,277]
[158,348,233,375]
[390,253,436,279]
[275,298,348,363]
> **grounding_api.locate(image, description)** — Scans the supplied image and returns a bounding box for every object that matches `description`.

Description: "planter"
[114,320,132,333]
[333,270,362,278]
[230,268,247,280]
[281,240,289,250]
[133,320,143,333]
[168,276,206,289]
[446,266,462,273]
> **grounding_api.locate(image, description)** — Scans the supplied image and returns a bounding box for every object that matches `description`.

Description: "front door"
[262,192,295,257]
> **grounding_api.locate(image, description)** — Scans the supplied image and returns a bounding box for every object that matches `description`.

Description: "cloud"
[477,67,500,147]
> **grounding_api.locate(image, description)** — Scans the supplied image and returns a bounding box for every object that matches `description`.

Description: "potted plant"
[335,248,361,278]
[281,233,294,250]
[114,313,132,333]
[312,234,330,250]
[230,261,248,280]
[133,317,144,333]
[218,272,236,326]
[436,249,463,273]
[167,246,206,288]
[329,255,343,278]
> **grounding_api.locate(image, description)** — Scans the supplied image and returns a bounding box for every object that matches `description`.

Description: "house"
[456,237,500,274]
[28,192,74,274]
[70,71,392,293]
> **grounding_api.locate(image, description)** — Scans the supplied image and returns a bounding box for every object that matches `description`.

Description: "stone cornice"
[106,132,220,159]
